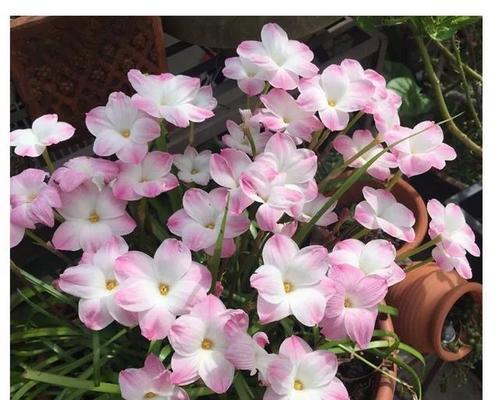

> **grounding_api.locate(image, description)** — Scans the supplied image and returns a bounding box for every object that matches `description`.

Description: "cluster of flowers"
[10,23,480,399]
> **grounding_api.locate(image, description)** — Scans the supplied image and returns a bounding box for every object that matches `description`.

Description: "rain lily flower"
[173,145,211,186]
[237,23,318,90]
[128,69,216,128]
[320,265,387,349]
[86,92,161,164]
[112,151,179,201]
[258,88,323,143]
[10,168,61,228]
[354,186,416,242]
[222,110,271,155]
[10,216,25,248]
[58,237,137,330]
[291,194,338,226]
[209,148,253,213]
[52,181,136,252]
[223,56,269,96]
[264,335,349,400]
[297,64,374,131]
[384,121,457,177]
[427,199,480,258]
[119,353,188,400]
[51,156,119,192]
[115,239,211,341]
[332,129,398,181]
[329,239,405,286]
[10,114,75,157]
[167,188,250,257]
[432,243,473,280]
[255,206,298,236]
[169,295,246,394]
[250,234,331,326]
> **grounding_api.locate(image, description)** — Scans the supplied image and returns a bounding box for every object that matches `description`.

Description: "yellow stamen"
[158,283,169,296]
[294,379,304,390]
[121,129,131,138]
[201,338,213,350]
[328,99,336,107]
[205,223,215,230]
[105,279,117,291]
[88,213,100,223]
[283,281,293,293]
[344,298,352,308]
[191,168,199,175]
[144,392,157,398]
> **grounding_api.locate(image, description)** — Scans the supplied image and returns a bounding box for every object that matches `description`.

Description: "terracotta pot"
[386,263,482,362]
[336,177,428,257]
[374,315,397,400]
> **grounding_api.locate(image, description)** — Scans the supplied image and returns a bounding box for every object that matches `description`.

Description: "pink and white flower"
[11,168,61,228]
[320,265,387,349]
[354,186,416,242]
[210,148,253,213]
[10,114,75,157]
[58,237,137,330]
[250,234,331,326]
[384,121,457,177]
[291,194,338,227]
[258,89,323,143]
[128,69,216,128]
[169,295,246,394]
[115,239,210,341]
[119,354,188,400]
[264,335,349,400]
[237,23,318,90]
[86,92,161,164]
[329,239,405,286]
[52,181,136,252]
[297,64,374,131]
[173,146,211,186]
[51,156,119,192]
[11,216,25,248]
[167,188,250,257]
[222,118,271,156]
[112,151,179,201]
[427,199,480,258]
[432,244,473,279]
[332,129,398,181]
[223,56,269,96]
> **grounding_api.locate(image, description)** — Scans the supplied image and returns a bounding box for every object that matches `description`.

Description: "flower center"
[328,99,336,107]
[121,129,131,138]
[283,281,293,293]
[201,338,213,350]
[191,168,199,175]
[27,193,38,202]
[205,223,215,230]
[294,379,304,391]
[158,283,169,296]
[144,392,157,399]
[344,298,353,308]
[88,213,100,223]
[105,279,117,291]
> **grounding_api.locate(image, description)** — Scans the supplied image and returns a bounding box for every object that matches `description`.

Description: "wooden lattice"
[10,16,167,159]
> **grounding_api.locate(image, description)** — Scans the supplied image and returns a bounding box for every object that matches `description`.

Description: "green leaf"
[208,194,230,292]
[387,77,432,118]
[399,342,426,367]
[233,372,255,400]
[11,327,81,342]
[382,60,415,81]
[21,370,121,394]
[377,304,399,317]
[422,16,481,41]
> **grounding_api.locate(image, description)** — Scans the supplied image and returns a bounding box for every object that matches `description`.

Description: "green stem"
[385,170,403,191]
[155,120,168,151]
[24,229,72,264]
[451,34,482,130]
[412,25,482,157]
[92,332,100,386]
[243,126,257,158]
[42,150,55,172]
[352,227,370,240]
[404,257,433,273]
[433,39,482,82]
[188,122,195,146]
[232,372,254,400]
[396,235,442,261]
[209,196,230,293]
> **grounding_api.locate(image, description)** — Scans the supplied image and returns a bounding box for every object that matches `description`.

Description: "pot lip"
[431,281,482,361]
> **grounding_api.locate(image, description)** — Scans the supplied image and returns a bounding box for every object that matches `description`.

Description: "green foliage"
[387,77,432,118]
[417,16,481,41]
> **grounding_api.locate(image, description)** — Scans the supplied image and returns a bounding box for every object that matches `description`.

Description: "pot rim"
[431,281,482,361]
